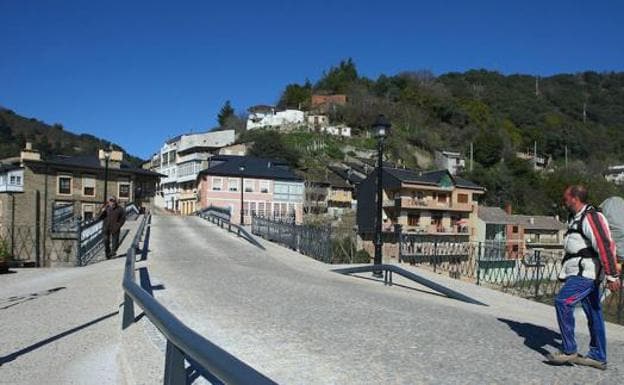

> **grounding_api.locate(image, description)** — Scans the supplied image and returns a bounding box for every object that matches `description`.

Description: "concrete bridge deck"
[144,215,624,385]
[1,213,624,385]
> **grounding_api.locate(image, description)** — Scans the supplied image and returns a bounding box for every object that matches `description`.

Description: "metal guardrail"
[121,214,276,385]
[333,264,486,306]
[251,215,331,262]
[197,210,265,250]
[196,205,232,221]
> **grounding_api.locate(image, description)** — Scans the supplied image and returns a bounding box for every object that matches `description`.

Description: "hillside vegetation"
[0,108,142,165]
[249,59,624,217]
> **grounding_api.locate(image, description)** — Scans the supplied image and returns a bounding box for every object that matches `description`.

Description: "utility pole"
[583,102,587,123]
[535,76,540,96]
[470,142,474,172]
[565,145,568,169]
[534,141,538,170]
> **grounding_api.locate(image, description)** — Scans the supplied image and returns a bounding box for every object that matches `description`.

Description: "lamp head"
[372,114,391,138]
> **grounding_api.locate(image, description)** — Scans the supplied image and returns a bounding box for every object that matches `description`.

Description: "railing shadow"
[0,310,118,366]
[139,216,152,261]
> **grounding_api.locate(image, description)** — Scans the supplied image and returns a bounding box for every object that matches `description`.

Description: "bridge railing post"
[164,340,186,385]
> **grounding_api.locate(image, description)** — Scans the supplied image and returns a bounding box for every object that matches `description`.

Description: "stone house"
[356,167,485,261]
[0,144,162,266]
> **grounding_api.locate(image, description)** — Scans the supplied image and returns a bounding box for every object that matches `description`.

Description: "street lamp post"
[239,165,245,225]
[103,147,112,203]
[372,114,391,278]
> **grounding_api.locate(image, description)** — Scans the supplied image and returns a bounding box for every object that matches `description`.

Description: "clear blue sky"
[1,0,623,159]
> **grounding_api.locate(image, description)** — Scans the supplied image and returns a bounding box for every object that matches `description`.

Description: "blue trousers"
[555,276,607,362]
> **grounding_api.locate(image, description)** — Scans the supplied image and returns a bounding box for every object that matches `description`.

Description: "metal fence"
[251,215,332,263]
[0,217,105,267]
[397,232,624,325]
[51,201,76,232]
[197,209,265,250]
[77,220,104,266]
[122,215,277,385]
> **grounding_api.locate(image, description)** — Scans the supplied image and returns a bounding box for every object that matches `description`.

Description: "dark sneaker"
[573,355,607,370]
[546,351,579,365]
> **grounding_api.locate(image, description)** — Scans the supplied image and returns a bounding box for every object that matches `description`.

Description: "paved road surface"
[145,215,624,385]
[0,219,142,385]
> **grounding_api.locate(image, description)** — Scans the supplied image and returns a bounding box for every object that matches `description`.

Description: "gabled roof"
[198,155,301,181]
[510,215,566,231]
[478,206,565,230]
[328,165,365,185]
[383,167,485,191]
[0,164,22,173]
[478,206,510,224]
[31,155,164,177]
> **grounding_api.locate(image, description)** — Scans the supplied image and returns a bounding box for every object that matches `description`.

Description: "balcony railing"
[403,225,469,235]
[385,197,473,212]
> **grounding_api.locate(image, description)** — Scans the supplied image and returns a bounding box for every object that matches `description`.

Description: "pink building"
[197,156,304,225]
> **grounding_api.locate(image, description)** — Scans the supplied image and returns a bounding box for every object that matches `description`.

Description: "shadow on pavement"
[498,318,562,357]
[0,310,118,366]
[140,217,151,261]
[0,287,66,311]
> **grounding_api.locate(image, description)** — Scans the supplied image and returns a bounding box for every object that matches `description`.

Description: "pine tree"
[217,100,235,127]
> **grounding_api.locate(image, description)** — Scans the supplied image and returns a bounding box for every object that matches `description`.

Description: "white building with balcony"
[605,165,624,185]
[246,105,305,130]
[434,151,465,175]
[0,165,24,193]
[153,130,235,214]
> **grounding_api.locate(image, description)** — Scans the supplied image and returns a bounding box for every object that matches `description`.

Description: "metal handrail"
[121,214,276,384]
[333,263,486,306]
[197,210,265,250]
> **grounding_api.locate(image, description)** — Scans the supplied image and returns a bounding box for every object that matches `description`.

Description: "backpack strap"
[564,205,600,279]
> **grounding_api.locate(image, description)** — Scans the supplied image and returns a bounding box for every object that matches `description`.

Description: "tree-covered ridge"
[273,60,624,216]
[0,108,143,165]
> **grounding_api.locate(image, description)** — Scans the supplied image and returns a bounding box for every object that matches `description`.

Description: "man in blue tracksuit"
[547,185,621,369]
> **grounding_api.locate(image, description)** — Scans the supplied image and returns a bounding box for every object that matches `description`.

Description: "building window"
[228,178,239,192]
[82,204,95,221]
[457,193,469,204]
[512,245,519,252]
[82,175,96,197]
[437,194,447,203]
[260,180,269,193]
[118,182,131,199]
[431,213,443,226]
[212,177,222,191]
[9,175,22,185]
[244,179,254,193]
[408,214,420,226]
[512,226,519,233]
[58,175,72,195]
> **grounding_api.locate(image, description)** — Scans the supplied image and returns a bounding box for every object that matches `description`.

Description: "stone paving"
[145,214,624,385]
[2,213,624,385]
[0,218,142,385]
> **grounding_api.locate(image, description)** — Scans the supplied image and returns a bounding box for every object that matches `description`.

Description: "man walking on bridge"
[547,185,621,369]
[99,196,126,259]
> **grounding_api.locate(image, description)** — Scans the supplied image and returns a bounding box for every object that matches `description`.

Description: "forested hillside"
[263,60,624,216]
[0,107,142,165]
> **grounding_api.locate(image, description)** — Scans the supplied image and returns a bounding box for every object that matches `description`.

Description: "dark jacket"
[99,204,126,233]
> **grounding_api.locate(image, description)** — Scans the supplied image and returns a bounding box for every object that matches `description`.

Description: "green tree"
[217,100,235,127]
[315,58,358,93]
[278,81,312,109]
[474,129,503,167]
[246,131,301,167]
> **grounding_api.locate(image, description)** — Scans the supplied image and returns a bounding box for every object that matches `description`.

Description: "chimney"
[99,148,124,169]
[20,142,41,163]
[504,202,512,215]
[529,217,535,225]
